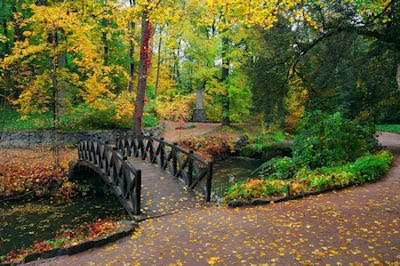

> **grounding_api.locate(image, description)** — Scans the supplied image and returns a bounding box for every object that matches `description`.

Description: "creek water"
[211,157,263,203]
[0,156,262,256]
[0,194,128,256]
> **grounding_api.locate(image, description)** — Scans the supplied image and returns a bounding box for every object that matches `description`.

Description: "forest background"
[0,0,399,133]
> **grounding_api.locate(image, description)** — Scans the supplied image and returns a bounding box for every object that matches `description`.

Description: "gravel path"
[36,132,400,265]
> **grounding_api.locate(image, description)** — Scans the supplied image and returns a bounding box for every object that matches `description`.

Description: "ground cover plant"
[224,112,393,203]
[224,151,393,202]
[0,148,79,200]
[178,136,235,161]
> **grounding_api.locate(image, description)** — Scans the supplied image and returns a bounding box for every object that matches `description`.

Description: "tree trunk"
[58,30,66,115]
[102,19,109,66]
[128,0,136,92]
[133,13,153,133]
[397,62,400,91]
[2,17,13,96]
[50,30,60,168]
[221,37,230,126]
[128,21,136,92]
[155,26,163,96]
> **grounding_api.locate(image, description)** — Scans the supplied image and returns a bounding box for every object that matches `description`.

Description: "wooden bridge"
[76,134,213,219]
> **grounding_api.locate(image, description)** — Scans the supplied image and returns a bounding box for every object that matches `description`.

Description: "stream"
[0,156,262,256]
[211,157,263,203]
[0,194,128,256]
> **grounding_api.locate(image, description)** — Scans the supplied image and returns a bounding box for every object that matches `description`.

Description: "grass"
[376,124,400,134]
[0,108,81,131]
[0,104,160,131]
[0,106,140,131]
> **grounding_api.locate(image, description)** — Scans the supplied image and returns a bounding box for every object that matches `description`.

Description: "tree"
[133,12,154,133]
[1,2,116,164]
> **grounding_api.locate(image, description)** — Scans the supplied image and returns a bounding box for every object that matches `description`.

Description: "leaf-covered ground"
[39,132,400,265]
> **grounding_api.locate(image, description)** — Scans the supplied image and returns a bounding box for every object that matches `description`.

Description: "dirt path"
[36,133,400,265]
[161,121,221,142]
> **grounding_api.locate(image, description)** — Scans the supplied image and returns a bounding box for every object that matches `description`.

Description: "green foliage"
[240,144,263,159]
[224,178,288,202]
[349,150,393,184]
[261,144,292,161]
[224,150,393,202]
[376,124,400,134]
[79,106,130,130]
[143,113,159,128]
[257,157,297,180]
[246,130,286,149]
[241,128,290,159]
[293,111,377,168]
[1,106,158,131]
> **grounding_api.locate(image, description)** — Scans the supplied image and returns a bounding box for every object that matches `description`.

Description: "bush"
[178,136,234,161]
[293,111,377,168]
[291,151,393,195]
[261,143,292,161]
[240,144,263,158]
[224,151,393,202]
[349,150,393,183]
[224,179,288,202]
[256,157,297,180]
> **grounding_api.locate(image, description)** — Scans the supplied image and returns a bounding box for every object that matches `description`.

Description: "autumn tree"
[1,2,117,164]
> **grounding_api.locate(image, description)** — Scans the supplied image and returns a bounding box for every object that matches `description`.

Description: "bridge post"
[149,134,154,162]
[173,142,178,176]
[206,161,213,202]
[140,132,145,160]
[160,137,165,168]
[188,150,194,186]
[135,169,141,215]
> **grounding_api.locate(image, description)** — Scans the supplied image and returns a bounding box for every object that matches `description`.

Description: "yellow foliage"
[284,76,308,132]
[155,94,195,122]
[114,91,136,124]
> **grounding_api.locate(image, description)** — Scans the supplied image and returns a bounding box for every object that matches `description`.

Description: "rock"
[192,108,207,122]
[0,123,165,148]
[232,136,248,152]
[251,199,270,206]
[228,199,244,208]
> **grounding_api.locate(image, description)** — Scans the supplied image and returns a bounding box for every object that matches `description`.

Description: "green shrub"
[261,143,292,161]
[3,104,159,131]
[349,150,393,183]
[256,157,297,180]
[240,144,263,158]
[224,150,393,202]
[293,111,377,168]
[224,178,288,202]
[143,113,159,128]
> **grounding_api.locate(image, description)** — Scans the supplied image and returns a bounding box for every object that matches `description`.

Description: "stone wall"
[0,123,164,148]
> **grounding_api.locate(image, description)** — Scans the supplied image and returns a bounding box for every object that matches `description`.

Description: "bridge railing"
[116,133,213,201]
[78,138,141,215]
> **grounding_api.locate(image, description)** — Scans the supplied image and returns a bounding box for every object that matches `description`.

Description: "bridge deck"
[129,158,204,220]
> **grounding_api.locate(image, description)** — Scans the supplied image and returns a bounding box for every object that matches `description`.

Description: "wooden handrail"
[78,137,141,215]
[116,133,213,202]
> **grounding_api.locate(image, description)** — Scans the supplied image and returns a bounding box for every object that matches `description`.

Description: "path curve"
[36,133,400,265]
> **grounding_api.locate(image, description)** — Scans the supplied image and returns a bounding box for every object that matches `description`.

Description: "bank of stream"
[211,157,263,203]
[0,156,263,257]
[0,193,128,257]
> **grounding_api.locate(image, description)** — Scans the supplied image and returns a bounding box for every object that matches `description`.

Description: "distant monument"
[192,87,207,122]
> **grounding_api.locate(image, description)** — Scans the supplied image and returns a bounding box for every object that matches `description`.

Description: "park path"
[36,132,399,265]
[161,121,221,142]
